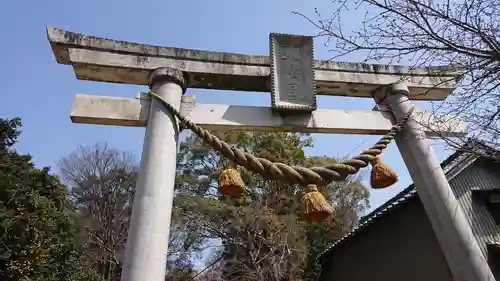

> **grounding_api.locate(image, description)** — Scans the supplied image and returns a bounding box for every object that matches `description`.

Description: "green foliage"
[0,117,21,151]
[165,267,198,281]
[0,117,97,281]
[0,116,370,281]
[175,131,370,281]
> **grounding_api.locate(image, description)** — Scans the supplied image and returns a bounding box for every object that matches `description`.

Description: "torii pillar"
[45,25,491,281]
[121,67,185,281]
[374,83,495,281]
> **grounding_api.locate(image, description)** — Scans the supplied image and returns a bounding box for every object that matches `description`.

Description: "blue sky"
[0,0,453,213]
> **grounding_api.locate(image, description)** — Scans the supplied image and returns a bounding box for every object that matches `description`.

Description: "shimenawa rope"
[148,91,413,186]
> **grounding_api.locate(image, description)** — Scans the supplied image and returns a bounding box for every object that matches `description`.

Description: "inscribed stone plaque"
[269,33,316,112]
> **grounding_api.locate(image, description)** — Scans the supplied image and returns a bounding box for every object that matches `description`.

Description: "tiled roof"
[317,147,471,264]
[486,241,500,252]
[487,241,500,246]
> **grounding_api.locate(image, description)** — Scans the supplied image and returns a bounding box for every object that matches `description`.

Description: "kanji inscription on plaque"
[269,33,316,112]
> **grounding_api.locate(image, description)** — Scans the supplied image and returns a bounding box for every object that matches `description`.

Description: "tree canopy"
[174,131,370,281]
[1,118,371,281]
[0,117,98,281]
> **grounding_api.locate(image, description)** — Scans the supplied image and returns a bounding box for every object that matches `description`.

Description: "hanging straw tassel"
[370,156,398,189]
[219,168,245,197]
[301,184,333,222]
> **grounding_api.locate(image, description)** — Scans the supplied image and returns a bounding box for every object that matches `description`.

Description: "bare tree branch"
[58,143,137,280]
[59,143,204,280]
[294,0,500,156]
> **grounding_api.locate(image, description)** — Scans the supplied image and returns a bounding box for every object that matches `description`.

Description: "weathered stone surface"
[270,33,316,112]
[70,94,467,137]
[67,48,459,100]
[48,26,464,100]
[148,67,186,92]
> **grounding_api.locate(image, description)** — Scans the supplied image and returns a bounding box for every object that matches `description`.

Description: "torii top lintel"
[46,25,463,101]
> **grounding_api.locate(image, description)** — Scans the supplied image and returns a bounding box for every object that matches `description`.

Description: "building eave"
[317,141,492,264]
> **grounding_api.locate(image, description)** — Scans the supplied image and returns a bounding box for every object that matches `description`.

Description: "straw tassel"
[219,168,245,197]
[370,156,398,189]
[301,184,333,222]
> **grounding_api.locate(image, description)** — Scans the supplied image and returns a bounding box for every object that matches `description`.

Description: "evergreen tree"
[175,131,370,281]
[0,117,97,281]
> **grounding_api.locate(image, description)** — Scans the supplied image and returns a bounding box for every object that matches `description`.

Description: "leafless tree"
[59,143,204,280]
[166,201,206,280]
[193,260,225,281]
[58,143,137,280]
[294,0,500,158]
[202,204,307,281]
[188,259,224,281]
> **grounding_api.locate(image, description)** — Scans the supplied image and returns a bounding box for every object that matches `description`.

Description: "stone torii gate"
[46,27,494,281]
